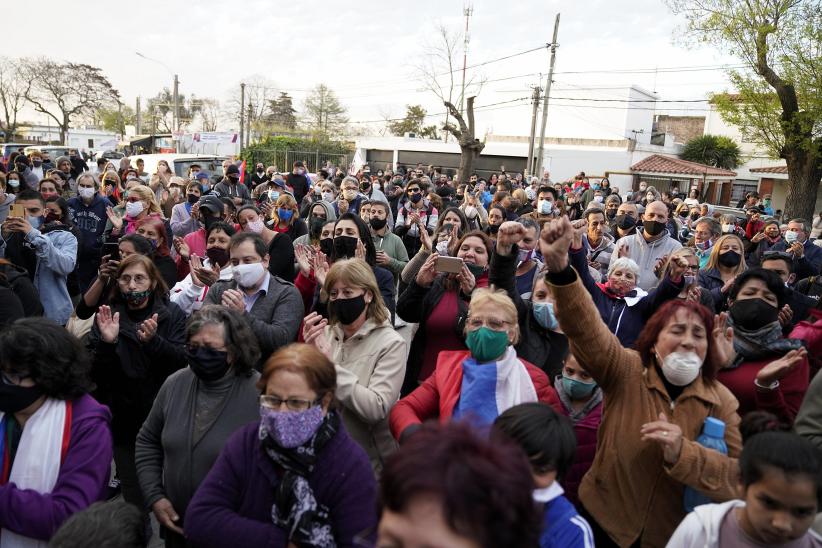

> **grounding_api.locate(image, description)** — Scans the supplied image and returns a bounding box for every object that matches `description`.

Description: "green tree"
[96,104,135,134]
[302,84,348,134]
[681,134,742,169]
[668,0,822,219]
[267,92,297,130]
[146,88,202,132]
[388,105,439,138]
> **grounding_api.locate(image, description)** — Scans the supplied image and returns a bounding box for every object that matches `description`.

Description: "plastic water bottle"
[683,417,728,512]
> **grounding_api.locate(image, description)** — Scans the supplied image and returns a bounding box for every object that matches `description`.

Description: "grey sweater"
[135,368,261,516]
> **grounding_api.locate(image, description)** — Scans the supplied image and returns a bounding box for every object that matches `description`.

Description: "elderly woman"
[135,306,262,548]
[0,319,112,545]
[397,230,493,395]
[88,254,187,510]
[567,219,685,347]
[302,258,407,473]
[538,216,741,547]
[716,268,810,423]
[390,287,560,440]
[698,234,748,311]
[746,219,784,266]
[184,344,377,547]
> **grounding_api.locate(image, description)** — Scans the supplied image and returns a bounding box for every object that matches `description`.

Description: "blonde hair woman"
[698,234,747,311]
[269,193,308,241]
[390,287,560,441]
[104,184,166,238]
[302,258,407,473]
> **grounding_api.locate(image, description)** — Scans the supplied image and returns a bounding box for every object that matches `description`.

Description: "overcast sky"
[6,0,739,138]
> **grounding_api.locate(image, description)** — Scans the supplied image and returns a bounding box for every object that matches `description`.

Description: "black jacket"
[0,261,43,317]
[88,296,187,444]
[489,247,568,378]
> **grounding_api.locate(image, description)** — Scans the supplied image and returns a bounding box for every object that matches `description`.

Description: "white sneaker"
[394,316,407,328]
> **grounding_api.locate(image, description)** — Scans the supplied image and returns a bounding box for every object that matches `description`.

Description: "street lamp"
[135,51,179,134]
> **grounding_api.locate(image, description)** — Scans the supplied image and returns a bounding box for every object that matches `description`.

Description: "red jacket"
[558,399,603,506]
[389,349,561,439]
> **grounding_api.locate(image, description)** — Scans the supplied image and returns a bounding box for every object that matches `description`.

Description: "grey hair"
[517,216,541,236]
[607,257,640,278]
[76,172,100,189]
[789,218,810,234]
[341,176,359,188]
[185,305,260,376]
[719,213,737,225]
[55,155,70,166]
[695,217,722,237]
[605,194,621,206]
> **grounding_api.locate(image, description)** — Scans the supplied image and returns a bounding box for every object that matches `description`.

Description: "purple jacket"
[0,394,112,541]
[185,420,377,548]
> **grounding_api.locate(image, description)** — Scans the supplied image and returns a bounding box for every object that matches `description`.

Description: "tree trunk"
[784,151,822,221]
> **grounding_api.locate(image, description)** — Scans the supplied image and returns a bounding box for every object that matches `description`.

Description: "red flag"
[239,160,247,185]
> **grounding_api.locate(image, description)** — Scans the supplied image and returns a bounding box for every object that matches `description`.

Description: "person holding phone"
[397,230,493,396]
[68,173,111,292]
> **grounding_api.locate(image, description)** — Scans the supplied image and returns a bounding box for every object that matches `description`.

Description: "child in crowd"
[667,431,822,547]
[493,402,595,548]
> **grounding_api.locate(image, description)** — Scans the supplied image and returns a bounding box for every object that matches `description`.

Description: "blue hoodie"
[67,194,108,259]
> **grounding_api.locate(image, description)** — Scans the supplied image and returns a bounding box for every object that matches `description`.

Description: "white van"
[128,153,229,184]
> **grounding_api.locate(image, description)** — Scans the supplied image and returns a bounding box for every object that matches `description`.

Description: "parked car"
[23,145,73,160]
[1,143,30,168]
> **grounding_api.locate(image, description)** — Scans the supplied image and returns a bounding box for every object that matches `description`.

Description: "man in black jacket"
[285,161,310,203]
[761,251,816,331]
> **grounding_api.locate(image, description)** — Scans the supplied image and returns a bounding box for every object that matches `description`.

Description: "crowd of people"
[2,151,822,547]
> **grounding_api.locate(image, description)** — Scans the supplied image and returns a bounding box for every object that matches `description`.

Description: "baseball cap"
[225,164,240,176]
[194,172,210,181]
[199,195,224,214]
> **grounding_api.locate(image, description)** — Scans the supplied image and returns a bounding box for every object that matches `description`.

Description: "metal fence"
[248,149,350,174]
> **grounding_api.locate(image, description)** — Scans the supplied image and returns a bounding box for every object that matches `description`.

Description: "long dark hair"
[333,212,377,267]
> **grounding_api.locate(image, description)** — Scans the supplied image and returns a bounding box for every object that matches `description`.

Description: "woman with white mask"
[537,216,742,548]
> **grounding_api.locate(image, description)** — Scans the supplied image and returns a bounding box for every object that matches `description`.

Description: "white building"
[17,124,119,153]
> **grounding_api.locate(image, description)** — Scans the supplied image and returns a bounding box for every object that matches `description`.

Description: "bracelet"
[754,378,779,391]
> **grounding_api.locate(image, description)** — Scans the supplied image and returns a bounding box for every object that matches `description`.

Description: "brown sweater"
[549,268,742,548]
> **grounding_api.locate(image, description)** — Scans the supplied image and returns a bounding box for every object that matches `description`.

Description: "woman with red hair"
[537,216,742,547]
[135,216,177,288]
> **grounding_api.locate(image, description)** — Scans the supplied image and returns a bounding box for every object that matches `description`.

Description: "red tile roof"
[630,154,737,176]
[750,165,788,174]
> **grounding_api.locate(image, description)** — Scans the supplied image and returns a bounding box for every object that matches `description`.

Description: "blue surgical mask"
[532,301,557,330]
[561,375,597,400]
[278,208,294,222]
[27,216,43,229]
[268,190,280,202]
[538,200,553,215]
[784,231,799,244]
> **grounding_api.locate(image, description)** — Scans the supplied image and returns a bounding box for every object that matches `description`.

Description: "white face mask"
[538,200,553,215]
[125,201,145,218]
[245,219,265,234]
[784,231,799,244]
[721,223,733,233]
[322,191,334,202]
[593,195,604,203]
[78,186,96,200]
[233,262,265,289]
[658,350,703,386]
[464,206,478,219]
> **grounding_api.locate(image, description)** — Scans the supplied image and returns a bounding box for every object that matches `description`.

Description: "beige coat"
[550,271,742,548]
[328,317,407,475]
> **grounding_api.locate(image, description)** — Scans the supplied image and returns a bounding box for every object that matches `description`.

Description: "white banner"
[193,132,239,144]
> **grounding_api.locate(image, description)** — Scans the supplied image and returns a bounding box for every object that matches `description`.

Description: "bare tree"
[194,98,220,131]
[443,97,485,183]
[22,57,120,144]
[222,75,277,130]
[416,24,485,182]
[0,57,30,138]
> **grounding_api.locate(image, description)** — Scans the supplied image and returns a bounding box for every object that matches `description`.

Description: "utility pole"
[535,14,560,179]
[247,103,254,146]
[173,74,180,131]
[135,97,142,135]
[459,4,473,116]
[239,83,245,151]
[526,85,541,177]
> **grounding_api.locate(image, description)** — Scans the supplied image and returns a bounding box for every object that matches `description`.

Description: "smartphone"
[10,204,25,218]
[102,242,120,261]
[435,256,464,274]
[443,223,454,234]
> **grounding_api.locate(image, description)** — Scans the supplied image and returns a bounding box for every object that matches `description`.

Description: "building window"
[730,181,758,205]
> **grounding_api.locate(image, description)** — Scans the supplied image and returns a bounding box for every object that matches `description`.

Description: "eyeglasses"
[466,317,510,331]
[1,371,29,386]
[259,395,321,411]
[118,274,149,284]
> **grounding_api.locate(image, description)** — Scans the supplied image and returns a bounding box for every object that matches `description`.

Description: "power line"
[341,96,531,124]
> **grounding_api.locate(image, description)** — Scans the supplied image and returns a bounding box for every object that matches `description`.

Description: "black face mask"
[488,224,500,235]
[206,247,230,267]
[185,346,230,382]
[187,194,199,204]
[328,294,367,325]
[729,298,779,331]
[643,220,666,237]
[718,250,742,268]
[310,218,326,238]
[333,235,359,260]
[319,237,334,257]
[690,212,700,220]
[606,210,617,220]
[0,382,44,414]
[370,217,387,230]
[615,214,636,230]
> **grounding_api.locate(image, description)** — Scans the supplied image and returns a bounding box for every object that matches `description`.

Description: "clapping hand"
[756,348,808,386]
[295,244,314,276]
[221,288,246,312]
[96,305,120,343]
[313,251,330,286]
[302,312,332,359]
[173,237,190,261]
[778,304,794,328]
[137,313,159,343]
[190,255,220,287]
[105,206,123,230]
[710,312,735,368]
